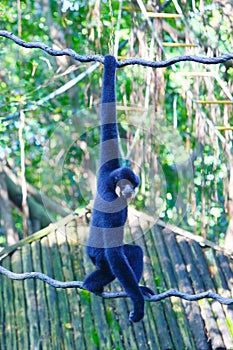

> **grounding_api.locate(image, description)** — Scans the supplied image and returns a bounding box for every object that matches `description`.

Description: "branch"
[1,265,233,305]
[0,30,233,68]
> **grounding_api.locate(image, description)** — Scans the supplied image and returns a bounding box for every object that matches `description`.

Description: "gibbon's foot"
[129,309,144,323]
[140,285,156,297]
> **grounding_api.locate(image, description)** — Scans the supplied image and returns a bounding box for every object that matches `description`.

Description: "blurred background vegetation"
[0,0,232,251]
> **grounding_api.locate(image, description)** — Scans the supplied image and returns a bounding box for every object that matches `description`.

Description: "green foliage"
[0,0,231,243]
[105,307,114,327]
[91,327,100,347]
[226,316,233,338]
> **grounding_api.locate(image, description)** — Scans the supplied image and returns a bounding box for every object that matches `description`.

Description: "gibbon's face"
[111,167,140,199]
[115,178,139,200]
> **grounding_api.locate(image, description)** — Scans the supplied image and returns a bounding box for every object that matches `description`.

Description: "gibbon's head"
[111,167,140,199]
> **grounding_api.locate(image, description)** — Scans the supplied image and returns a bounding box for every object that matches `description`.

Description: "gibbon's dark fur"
[83,55,153,323]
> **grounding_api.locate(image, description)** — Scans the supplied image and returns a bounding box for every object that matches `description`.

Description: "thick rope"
[1,265,233,304]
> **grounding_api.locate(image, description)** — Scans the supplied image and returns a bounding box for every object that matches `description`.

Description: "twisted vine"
[1,265,233,304]
[0,30,233,68]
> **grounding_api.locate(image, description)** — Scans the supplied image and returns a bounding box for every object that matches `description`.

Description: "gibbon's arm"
[100,55,120,170]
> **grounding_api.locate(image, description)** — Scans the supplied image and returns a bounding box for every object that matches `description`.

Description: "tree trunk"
[4,166,70,217]
[225,157,233,252]
[5,172,52,231]
[0,166,18,245]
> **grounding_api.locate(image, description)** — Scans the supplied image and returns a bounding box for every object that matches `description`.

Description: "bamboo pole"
[163,43,197,47]
[196,100,232,105]
[116,105,146,111]
[179,72,214,77]
[123,7,181,18]
[146,12,182,18]
[217,126,233,131]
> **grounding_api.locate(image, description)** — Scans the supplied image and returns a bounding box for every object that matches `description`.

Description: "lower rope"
[1,265,233,304]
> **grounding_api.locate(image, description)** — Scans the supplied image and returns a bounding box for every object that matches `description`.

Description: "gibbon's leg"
[124,244,155,297]
[83,253,115,293]
[83,268,115,293]
[123,244,143,282]
[105,246,144,322]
